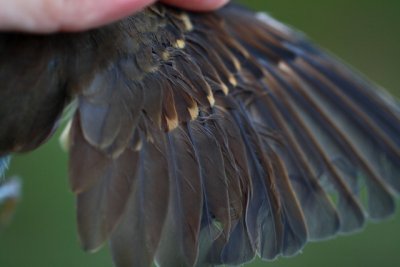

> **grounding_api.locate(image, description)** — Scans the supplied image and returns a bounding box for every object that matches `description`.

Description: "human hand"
[0,0,229,32]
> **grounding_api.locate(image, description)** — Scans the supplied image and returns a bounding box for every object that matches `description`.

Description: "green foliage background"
[1,1,399,266]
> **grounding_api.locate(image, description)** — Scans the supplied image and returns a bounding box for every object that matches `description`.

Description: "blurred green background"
[1,0,399,266]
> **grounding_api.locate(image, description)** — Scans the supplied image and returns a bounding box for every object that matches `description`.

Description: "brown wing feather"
[110,132,169,267]
[1,3,399,267]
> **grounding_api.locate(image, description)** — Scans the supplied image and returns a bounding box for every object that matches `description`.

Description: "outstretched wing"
[1,3,399,267]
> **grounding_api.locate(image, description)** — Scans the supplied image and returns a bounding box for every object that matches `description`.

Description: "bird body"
[0,3,399,267]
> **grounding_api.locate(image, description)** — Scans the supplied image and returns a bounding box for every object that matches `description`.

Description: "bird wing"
[1,3,400,267]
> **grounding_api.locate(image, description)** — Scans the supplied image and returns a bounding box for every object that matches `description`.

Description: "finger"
[0,0,156,32]
[161,0,229,11]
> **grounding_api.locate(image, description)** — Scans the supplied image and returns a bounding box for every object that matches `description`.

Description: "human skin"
[0,0,229,32]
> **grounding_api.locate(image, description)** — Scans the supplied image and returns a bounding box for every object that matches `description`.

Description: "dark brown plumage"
[0,3,399,267]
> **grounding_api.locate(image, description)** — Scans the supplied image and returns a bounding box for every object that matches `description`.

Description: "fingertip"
[161,0,229,11]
